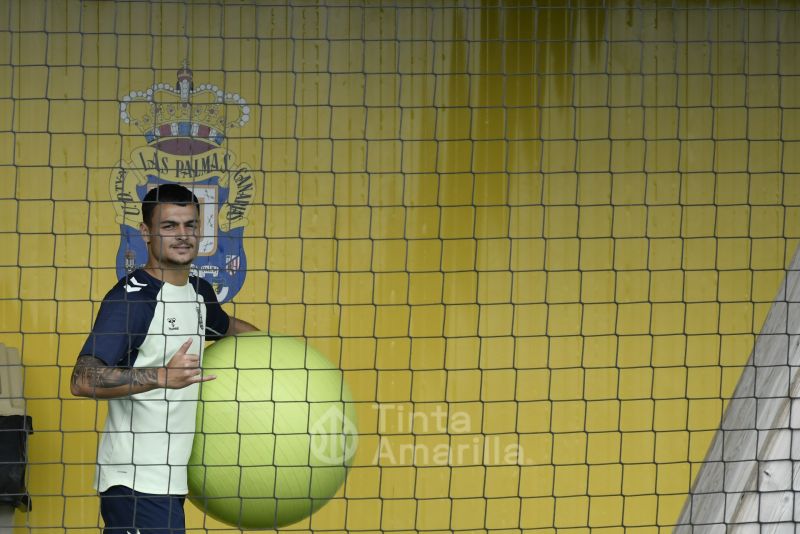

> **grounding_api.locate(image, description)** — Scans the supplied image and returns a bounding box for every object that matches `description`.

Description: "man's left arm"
[226,316,259,335]
[197,279,260,338]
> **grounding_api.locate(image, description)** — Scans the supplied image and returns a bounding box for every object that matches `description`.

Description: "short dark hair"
[142,184,200,227]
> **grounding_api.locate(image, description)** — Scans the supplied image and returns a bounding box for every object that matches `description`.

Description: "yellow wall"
[2,1,799,532]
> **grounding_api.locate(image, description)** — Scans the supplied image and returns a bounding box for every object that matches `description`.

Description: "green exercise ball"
[188,332,358,529]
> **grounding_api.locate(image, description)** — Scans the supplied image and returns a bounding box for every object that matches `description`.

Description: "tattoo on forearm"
[72,355,159,391]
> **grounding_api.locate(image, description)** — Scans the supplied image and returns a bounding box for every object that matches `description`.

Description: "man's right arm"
[70,339,214,399]
[70,355,164,398]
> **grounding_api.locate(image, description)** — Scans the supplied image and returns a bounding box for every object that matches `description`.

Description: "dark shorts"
[99,485,185,534]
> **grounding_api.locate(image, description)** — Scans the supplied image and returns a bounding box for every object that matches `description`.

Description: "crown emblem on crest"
[119,61,250,155]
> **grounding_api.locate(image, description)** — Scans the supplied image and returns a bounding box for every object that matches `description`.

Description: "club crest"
[111,63,253,302]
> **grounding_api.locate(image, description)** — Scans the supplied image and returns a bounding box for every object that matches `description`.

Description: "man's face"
[140,203,200,267]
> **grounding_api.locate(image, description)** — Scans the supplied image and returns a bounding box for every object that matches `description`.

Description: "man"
[70,183,258,533]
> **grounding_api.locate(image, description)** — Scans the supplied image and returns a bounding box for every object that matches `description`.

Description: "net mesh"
[1,0,799,532]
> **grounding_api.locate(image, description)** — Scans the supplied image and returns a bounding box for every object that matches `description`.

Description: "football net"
[1,1,799,532]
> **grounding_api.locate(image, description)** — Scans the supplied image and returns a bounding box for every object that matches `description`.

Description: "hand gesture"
[161,339,216,389]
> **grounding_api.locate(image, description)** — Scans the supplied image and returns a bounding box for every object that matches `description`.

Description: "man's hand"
[160,339,216,388]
